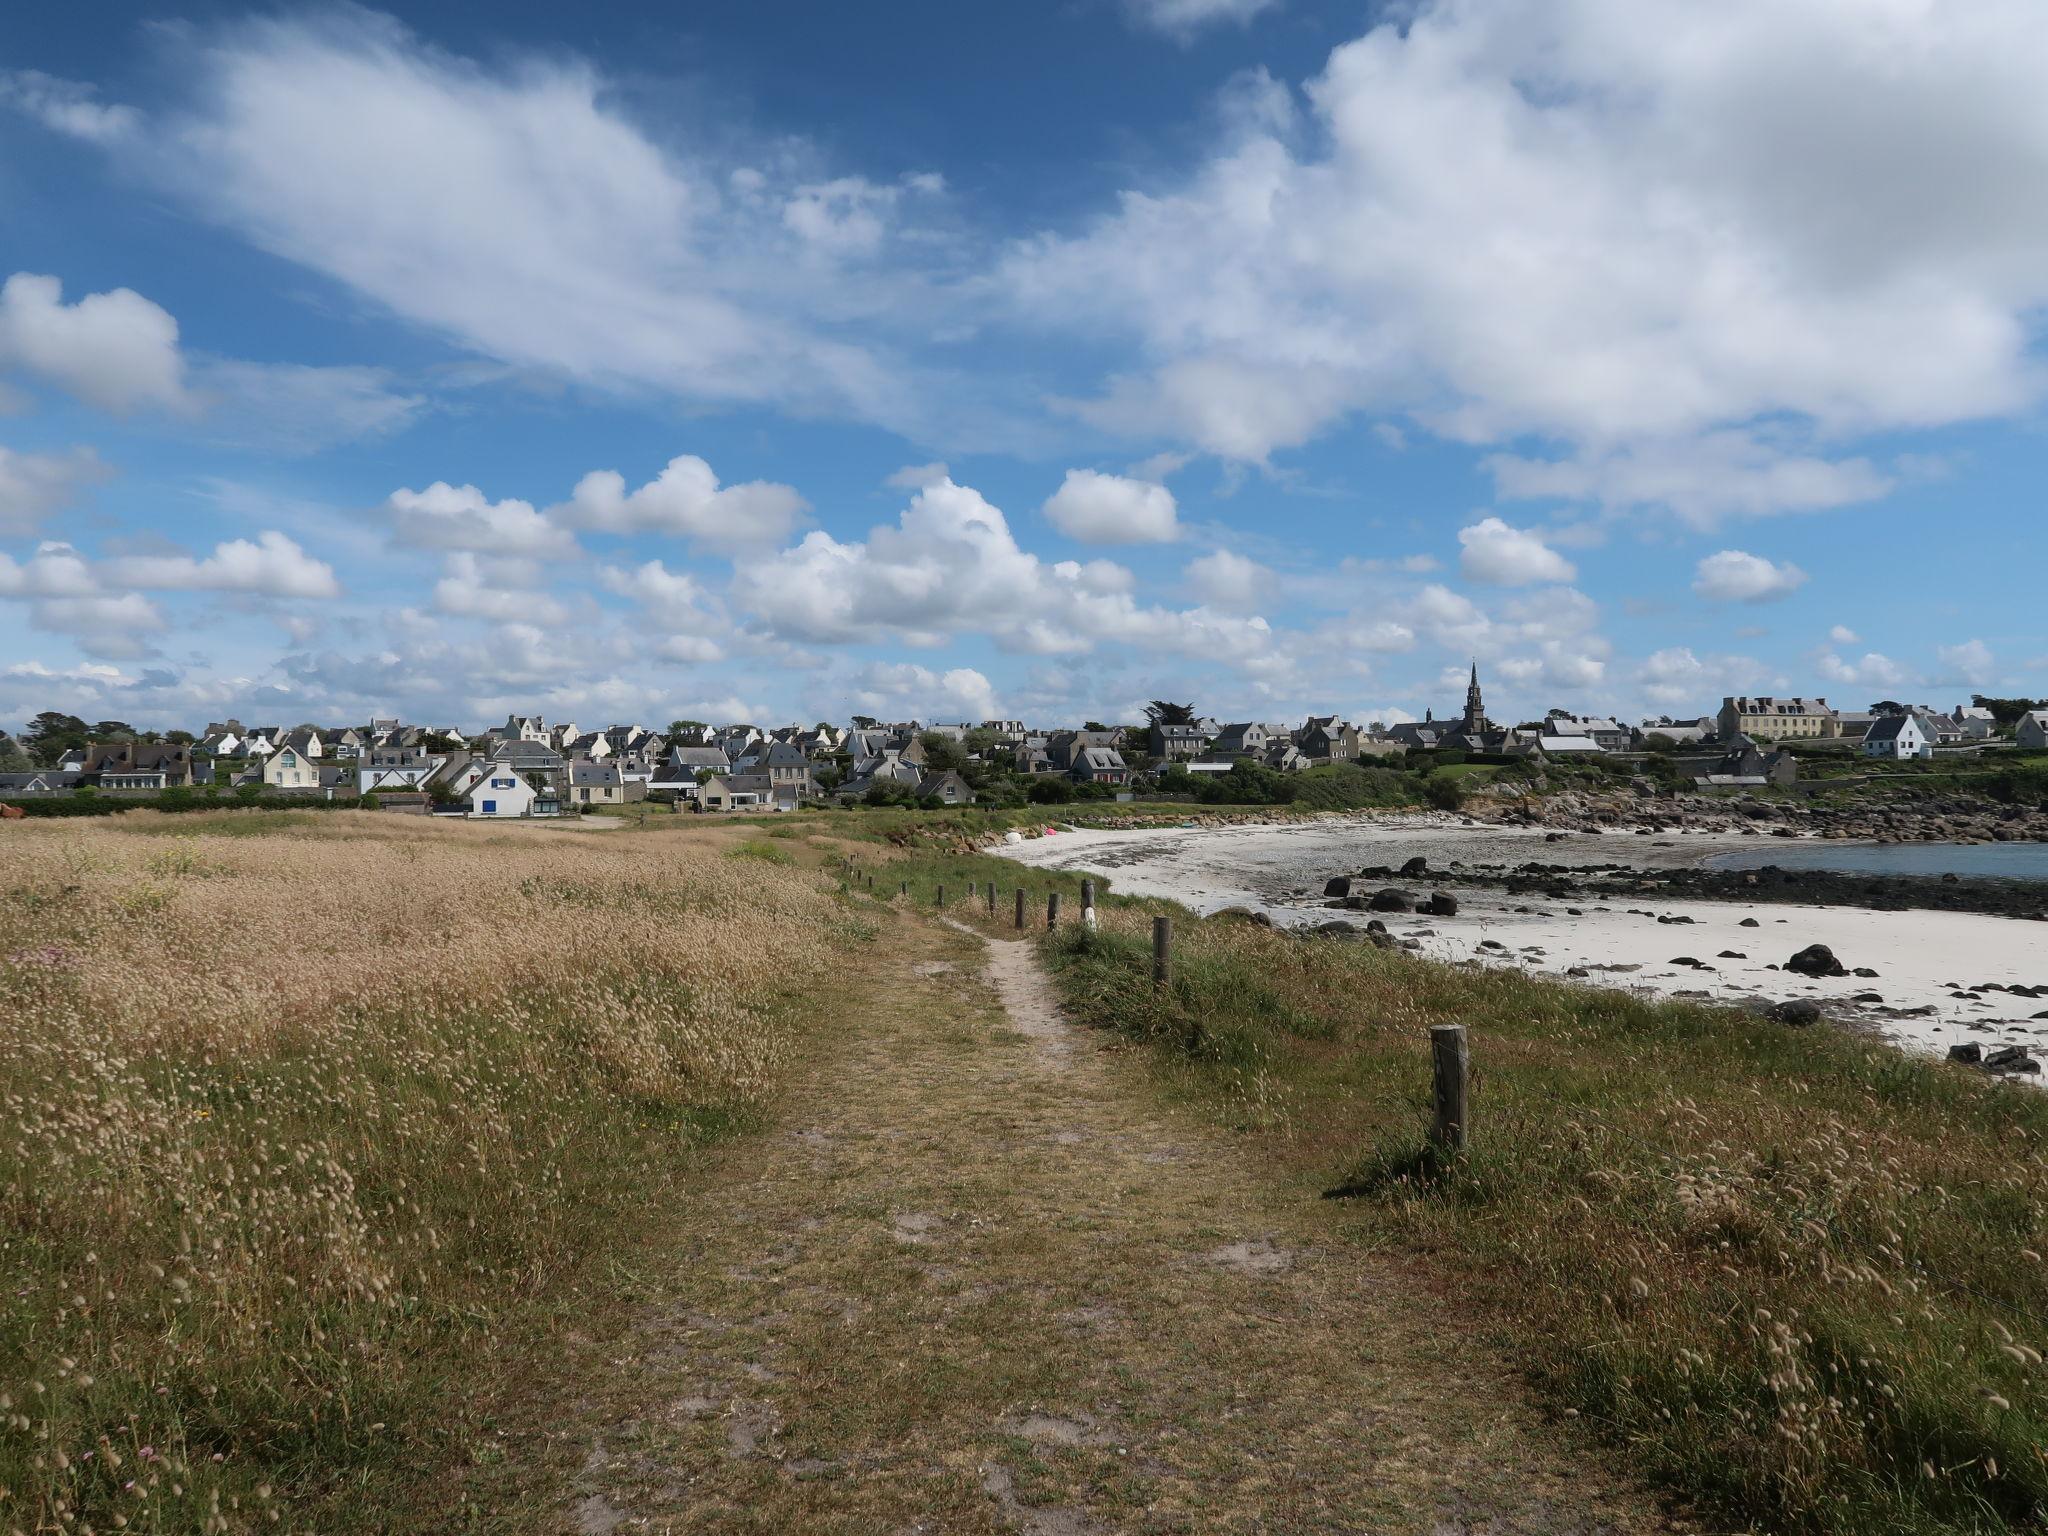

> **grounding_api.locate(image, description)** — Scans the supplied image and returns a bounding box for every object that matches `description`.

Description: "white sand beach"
[994,817,2048,1065]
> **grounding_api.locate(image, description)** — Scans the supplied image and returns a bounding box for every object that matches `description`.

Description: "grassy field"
[0,811,847,1533]
[864,842,2048,1536]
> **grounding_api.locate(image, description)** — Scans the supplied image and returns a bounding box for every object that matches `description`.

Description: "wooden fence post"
[1014,888,1027,930]
[987,883,997,915]
[1080,879,1097,930]
[967,880,976,899]
[899,880,908,897]
[1046,891,1060,929]
[1152,915,1171,989]
[936,884,945,908]
[1430,1024,1470,1151]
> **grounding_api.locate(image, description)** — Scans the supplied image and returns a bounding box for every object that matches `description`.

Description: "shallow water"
[1707,841,2048,882]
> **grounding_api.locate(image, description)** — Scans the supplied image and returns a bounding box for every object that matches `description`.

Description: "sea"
[1706,841,2048,882]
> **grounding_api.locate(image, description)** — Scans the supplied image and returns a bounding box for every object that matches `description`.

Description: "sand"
[995,817,2048,1066]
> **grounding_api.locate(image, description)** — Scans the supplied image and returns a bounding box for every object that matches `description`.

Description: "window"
[481,799,497,814]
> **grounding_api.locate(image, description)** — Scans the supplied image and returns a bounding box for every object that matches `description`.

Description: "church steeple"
[1460,660,1487,733]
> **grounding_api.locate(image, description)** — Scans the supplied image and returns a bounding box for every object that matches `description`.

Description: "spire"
[1462,660,1487,733]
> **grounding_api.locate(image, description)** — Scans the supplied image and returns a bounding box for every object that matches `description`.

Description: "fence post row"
[1152,915,1171,989]
[1430,1024,1470,1151]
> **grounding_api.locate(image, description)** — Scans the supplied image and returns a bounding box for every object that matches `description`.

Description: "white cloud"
[1184,548,1271,610]
[1488,433,1893,526]
[386,481,579,559]
[100,531,341,599]
[195,360,426,452]
[885,461,949,491]
[1042,468,1180,544]
[1817,649,1910,690]
[0,446,109,536]
[0,273,192,414]
[1828,624,1859,645]
[846,662,998,723]
[0,70,139,145]
[431,552,569,626]
[598,560,707,609]
[1123,0,1282,39]
[0,545,166,660]
[1005,1,2048,512]
[553,455,806,551]
[1691,549,1808,603]
[1936,638,1995,685]
[1457,517,1575,586]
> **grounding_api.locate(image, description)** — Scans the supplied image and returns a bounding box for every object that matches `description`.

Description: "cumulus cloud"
[885,461,949,491]
[99,531,341,599]
[1184,548,1271,610]
[1457,518,1575,586]
[1828,624,1859,645]
[846,661,998,723]
[1936,638,1995,685]
[386,481,579,559]
[1041,468,1180,544]
[431,552,569,626]
[553,455,807,551]
[0,70,139,144]
[1004,0,2048,512]
[730,476,1271,661]
[0,272,192,414]
[0,446,109,536]
[1817,649,1910,689]
[1691,549,1809,603]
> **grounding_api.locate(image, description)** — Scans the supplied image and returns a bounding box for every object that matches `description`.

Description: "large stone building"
[1716,696,1839,741]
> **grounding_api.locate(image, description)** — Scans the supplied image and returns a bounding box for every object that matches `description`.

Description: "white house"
[468,766,541,818]
[2018,711,2048,750]
[1862,713,1932,760]
[1955,705,1998,740]
[262,744,321,791]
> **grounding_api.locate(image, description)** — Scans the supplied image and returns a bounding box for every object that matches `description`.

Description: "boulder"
[1739,917,1761,928]
[1323,875,1354,898]
[1949,1041,1983,1065]
[1400,855,1430,877]
[1717,950,1747,959]
[1984,1044,2040,1075]
[1423,892,1460,917]
[1765,999,1822,1025]
[1786,943,1848,978]
[1368,888,1417,912]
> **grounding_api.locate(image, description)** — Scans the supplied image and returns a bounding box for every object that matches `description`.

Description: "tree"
[1421,775,1466,812]
[1643,732,1678,753]
[1870,700,1908,716]
[850,714,878,730]
[1144,701,1196,726]
[24,712,90,765]
[92,720,137,739]
[918,732,969,775]
[1026,776,1075,805]
[1973,695,2048,727]
[165,729,195,745]
[668,719,708,738]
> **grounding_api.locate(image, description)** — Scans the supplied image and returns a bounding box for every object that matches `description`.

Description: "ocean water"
[1707,841,2048,881]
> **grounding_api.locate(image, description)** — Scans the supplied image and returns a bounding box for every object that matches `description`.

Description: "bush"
[1026,777,1075,804]
[1421,775,1466,811]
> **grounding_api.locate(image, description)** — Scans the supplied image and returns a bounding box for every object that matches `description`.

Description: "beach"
[994,816,2048,1066]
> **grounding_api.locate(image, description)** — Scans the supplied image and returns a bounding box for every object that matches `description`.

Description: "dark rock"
[1984,1044,2040,1075]
[1423,892,1460,917]
[1949,1041,1983,1065]
[1853,991,1884,1003]
[1766,999,1822,1025]
[1368,888,1417,912]
[1670,956,1707,968]
[1365,919,1389,935]
[1323,876,1353,898]
[1565,966,1590,978]
[1718,950,1747,959]
[1400,856,1430,877]
[1739,917,1761,928]
[1657,914,1696,925]
[1786,944,1848,978]
[1852,968,1880,979]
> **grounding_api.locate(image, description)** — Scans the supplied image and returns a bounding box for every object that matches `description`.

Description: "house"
[488,738,565,789]
[198,728,243,759]
[427,753,485,799]
[1211,722,1268,759]
[1386,721,1441,751]
[83,741,197,790]
[358,743,442,795]
[699,772,779,812]
[1955,706,1998,740]
[916,770,974,805]
[1011,745,1058,776]
[0,770,82,795]
[749,740,816,800]
[1862,713,1932,760]
[1071,746,1129,785]
[328,728,367,760]
[1296,716,1361,762]
[262,742,322,792]
[1640,716,1715,748]
[1046,729,1119,771]
[2016,711,2048,750]
[1264,741,1307,773]
[468,766,546,818]
[1545,711,1631,751]
[278,727,324,759]
[1717,696,1837,741]
[1148,722,1210,762]
[568,760,645,808]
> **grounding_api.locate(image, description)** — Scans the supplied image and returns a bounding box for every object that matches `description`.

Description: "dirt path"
[545,906,1689,1534]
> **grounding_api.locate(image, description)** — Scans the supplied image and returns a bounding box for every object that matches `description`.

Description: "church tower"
[1460,660,1488,733]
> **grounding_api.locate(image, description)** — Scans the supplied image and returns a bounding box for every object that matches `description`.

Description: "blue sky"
[1,0,2043,734]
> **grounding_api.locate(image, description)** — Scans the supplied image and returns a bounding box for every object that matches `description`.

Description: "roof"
[570,761,623,787]
[1076,747,1126,770]
[1864,714,1916,742]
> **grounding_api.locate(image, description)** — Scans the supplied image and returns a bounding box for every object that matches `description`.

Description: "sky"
[1,0,2044,735]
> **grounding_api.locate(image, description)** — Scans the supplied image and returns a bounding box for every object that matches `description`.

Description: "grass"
[846,835,2048,1533]
[1021,899,2048,1535]
[0,812,843,1533]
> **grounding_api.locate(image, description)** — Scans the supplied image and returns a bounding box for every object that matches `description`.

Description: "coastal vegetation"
[0,812,842,1533]
[1023,892,2048,1536]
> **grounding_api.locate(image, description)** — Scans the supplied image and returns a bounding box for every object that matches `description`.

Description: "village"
[4,669,2042,818]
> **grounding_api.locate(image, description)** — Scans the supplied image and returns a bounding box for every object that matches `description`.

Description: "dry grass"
[1039,898,2048,1535]
[0,812,841,1534]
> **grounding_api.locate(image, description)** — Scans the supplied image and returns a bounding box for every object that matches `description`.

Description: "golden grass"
[0,812,839,1534]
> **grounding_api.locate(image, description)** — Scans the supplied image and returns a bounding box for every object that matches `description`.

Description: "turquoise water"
[1707,841,2048,881]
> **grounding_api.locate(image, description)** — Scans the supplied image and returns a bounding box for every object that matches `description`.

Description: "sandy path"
[544,905,1687,1535]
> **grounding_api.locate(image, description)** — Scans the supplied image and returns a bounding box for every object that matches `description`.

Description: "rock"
[1365,919,1389,935]
[1718,950,1747,959]
[1423,892,1460,917]
[1565,966,1590,978]
[1309,921,1358,939]
[1852,967,1880,979]
[1323,876,1354,898]
[1739,917,1761,928]
[1765,999,1822,1025]
[1214,906,1272,927]
[1786,944,1848,978]
[1368,888,1417,912]
[1983,1044,2040,1075]
[1400,855,1430,876]
[1949,1041,1983,1065]
[1657,914,1696,925]
[1670,956,1708,968]
[1853,991,1884,1003]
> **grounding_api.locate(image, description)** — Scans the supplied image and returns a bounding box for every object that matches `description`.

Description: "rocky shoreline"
[1484,785,2048,845]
